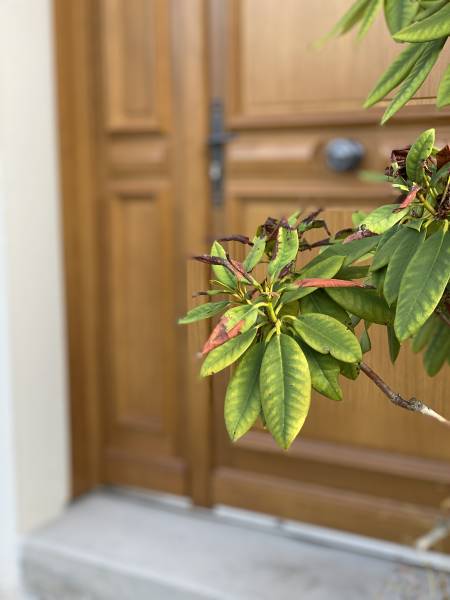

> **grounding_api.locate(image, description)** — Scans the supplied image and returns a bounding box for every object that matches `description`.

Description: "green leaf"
[308,236,380,269]
[406,128,435,182]
[210,241,236,289]
[301,344,343,401]
[371,227,407,271]
[437,63,450,108]
[178,300,230,324]
[200,328,257,377]
[411,314,439,353]
[394,3,450,41]
[431,161,450,185]
[387,324,401,363]
[423,325,450,376]
[370,266,386,295]
[340,361,361,380]
[362,204,408,234]
[384,0,419,34]
[224,342,265,442]
[352,210,368,227]
[326,287,392,324]
[282,255,344,303]
[336,265,370,279]
[364,43,425,108]
[292,314,362,363]
[383,228,426,305]
[243,236,267,272]
[359,322,372,354]
[260,334,311,449]
[320,0,372,42]
[358,0,383,39]
[288,209,302,226]
[268,226,299,280]
[381,39,445,124]
[394,228,450,341]
[300,290,352,328]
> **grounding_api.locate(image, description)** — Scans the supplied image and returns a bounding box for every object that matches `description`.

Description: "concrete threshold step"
[21,490,450,600]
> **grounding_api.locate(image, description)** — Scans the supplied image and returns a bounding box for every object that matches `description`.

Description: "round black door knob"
[325,138,365,172]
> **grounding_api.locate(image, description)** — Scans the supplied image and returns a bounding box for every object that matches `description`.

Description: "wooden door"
[209,0,450,548]
[55,0,210,497]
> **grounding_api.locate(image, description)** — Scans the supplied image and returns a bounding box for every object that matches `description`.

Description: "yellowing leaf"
[224,343,264,441]
[362,204,408,234]
[394,3,450,41]
[395,229,450,341]
[260,334,311,449]
[293,313,362,363]
[178,300,230,324]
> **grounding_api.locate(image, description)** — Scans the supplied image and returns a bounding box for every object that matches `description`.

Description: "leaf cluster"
[179,129,450,450]
[327,0,450,122]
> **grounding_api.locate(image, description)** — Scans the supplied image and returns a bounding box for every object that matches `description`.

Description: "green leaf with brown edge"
[224,342,264,442]
[383,228,426,306]
[201,304,259,355]
[384,0,419,34]
[178,300,230,324]
[260,334,311,450]
[282,255,344,303]
[243,235,267,272]
[423,325,450,376]
[200,328,257,377]
[364,43,425,108]
[395,228,450,341]
[437,63,450,108]
[361,204,409,234]
[394,3,450,41]
[326,287,392,324]
[387,324,401,363]
[301,344,343,401]
[268,225,299,281]
[300,290,352,327]
[210,241,236,289]
[406,128,435,182]
[292,313,362,363]
[381,39,445,124]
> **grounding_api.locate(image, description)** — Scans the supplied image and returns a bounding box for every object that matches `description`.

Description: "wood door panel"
[229,0,450,125]
[96,0,187,493]
[100,0,171,132]
[108,190,168,430]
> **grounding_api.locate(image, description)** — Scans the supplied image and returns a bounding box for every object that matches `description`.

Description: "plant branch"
[360,361,450,428]
[436,308,450,328]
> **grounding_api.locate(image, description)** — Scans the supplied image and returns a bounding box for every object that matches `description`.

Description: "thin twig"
[360,361,450,428]
[436,308,450,328]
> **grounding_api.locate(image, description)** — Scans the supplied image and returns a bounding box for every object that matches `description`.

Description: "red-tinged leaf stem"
[360,361,450,428]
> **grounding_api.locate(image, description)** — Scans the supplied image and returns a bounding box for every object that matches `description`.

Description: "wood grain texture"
[227,0,450,127]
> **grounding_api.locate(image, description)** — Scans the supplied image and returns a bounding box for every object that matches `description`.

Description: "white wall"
[0,0,70,591]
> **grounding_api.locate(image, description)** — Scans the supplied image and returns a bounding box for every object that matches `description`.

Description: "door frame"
[53,0,212,500]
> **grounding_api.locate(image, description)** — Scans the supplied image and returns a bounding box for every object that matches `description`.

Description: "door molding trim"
[53,0,102,495]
